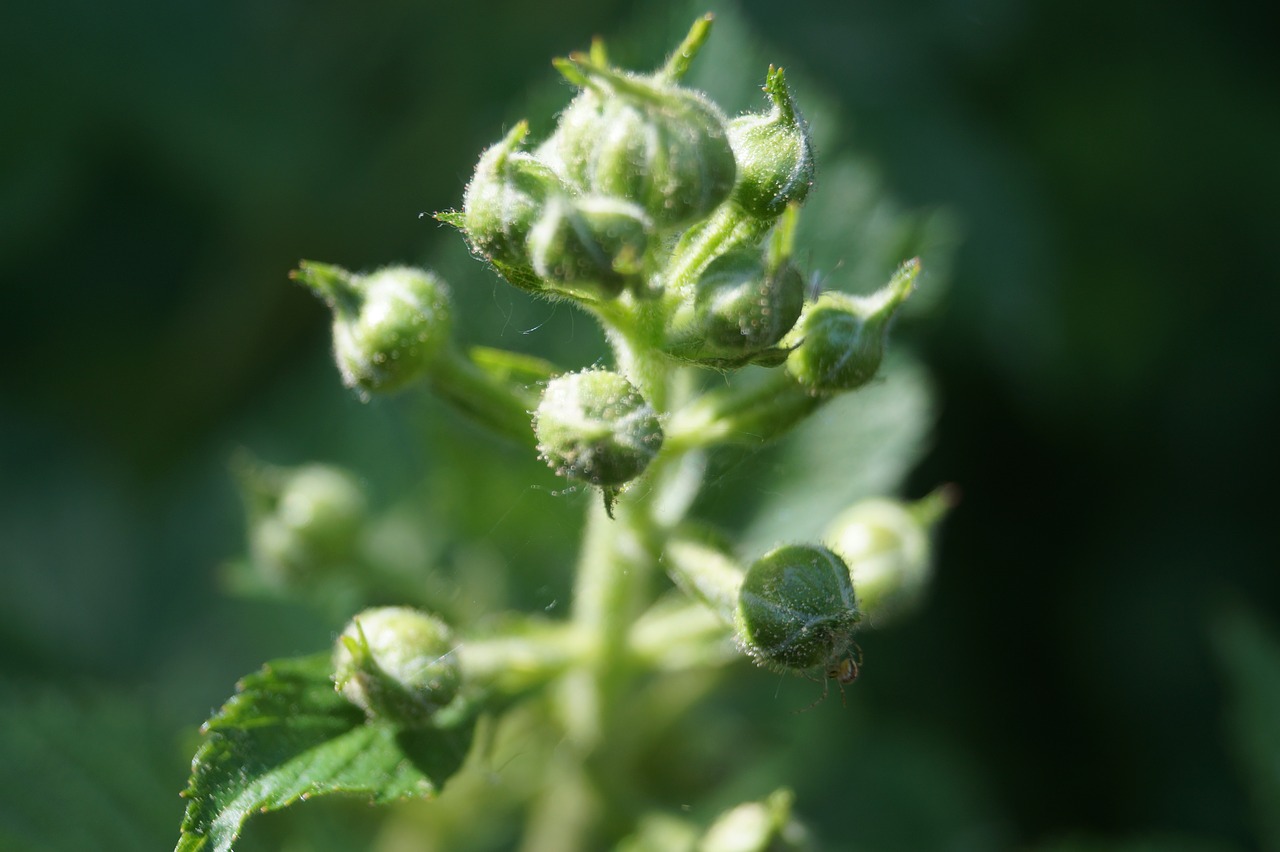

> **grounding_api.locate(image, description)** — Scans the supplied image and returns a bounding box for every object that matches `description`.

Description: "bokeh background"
[2,0,1277,850]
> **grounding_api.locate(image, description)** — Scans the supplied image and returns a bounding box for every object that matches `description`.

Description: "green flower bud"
[545,57,736,231]
[293,262,452,396]
[239,459,367,587]
[333,606,461,727]
[736,544,860,672]
[825,488,955,624]
[454,122,566,292]
[533,369,663,488]
[701,789,811,852]
[664,248,805,365]
[784,258,920,394]
[727,67,815,219]
[527,195,652,300]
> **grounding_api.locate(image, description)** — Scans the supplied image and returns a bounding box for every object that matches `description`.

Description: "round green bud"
[533,369,663,487]
[460,122,566,292]
[784,258,920,394]
[664,249,805,365]
[333,606,460,727]
[294,262,452,396]
[825,488,954,624]
[547,60,736,230]
[727,67,815,219]
[737,544,860,671]
[246,462,367,587]
[527,195,652,300]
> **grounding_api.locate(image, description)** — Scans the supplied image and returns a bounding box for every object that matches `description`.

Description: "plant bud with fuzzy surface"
[333,607,461,727]
[737,544,860,672]
[533,370,663,488]
[294,262,452,396]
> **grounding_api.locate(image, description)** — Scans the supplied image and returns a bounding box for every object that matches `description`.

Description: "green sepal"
[175,654,474,852]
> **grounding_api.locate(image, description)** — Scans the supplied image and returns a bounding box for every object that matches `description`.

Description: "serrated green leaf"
[740,350,935,554]
[175,653,473,852]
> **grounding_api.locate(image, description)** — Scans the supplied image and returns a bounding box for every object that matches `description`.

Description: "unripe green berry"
[294,262,452,396]
[533,369,663,487]
[527,195,652,299]
[458,122,566,292]
[546,59,736,231]
[243,461,367,587]
[664,248,805,365]
[727,67,815,219]
[737,544,860,671]
[333,607,460,727]
[784,258,920,394]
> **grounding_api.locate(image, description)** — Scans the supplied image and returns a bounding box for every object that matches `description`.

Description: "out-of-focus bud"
[293,262,452,397]
[736,544,860,672]
[663,248,805,366]
[239,458,367,588]
[527,195,652,300]
[825,488,957,624]
[784,258,919,394]
[533,369,664,488]
[727,67,814,220]
[544,54,736,231]
[333,606,461,727]
[701,789,813,852]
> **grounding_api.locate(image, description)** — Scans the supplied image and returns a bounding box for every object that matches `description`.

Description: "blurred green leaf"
[1213,605,1280,851]
[0,686,178,852]
[175,653,472,852]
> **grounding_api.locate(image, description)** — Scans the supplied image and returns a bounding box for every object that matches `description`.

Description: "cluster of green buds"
[293,15,943,694]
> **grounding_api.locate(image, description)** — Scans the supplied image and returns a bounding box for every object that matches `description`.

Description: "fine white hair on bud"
[533,369,664,488]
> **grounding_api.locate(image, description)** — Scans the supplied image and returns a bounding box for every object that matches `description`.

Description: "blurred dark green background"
[2,0,1277,850]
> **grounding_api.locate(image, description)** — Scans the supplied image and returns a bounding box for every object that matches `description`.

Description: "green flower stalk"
[178,15,951,852]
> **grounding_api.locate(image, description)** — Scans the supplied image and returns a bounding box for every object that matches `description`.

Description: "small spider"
[795,642,863,713]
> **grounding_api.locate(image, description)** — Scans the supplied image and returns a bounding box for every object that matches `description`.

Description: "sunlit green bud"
[784,258,920,394]
[527,196,652,299]
[547,58,736,230]
[701,789,812,852]
[533,369,663,487]
[241,460,367,587]
[727,67,815,219]
[293,261,452,396]
[454,122,566,292]
[825,488,955,624]
[664,248,804,365]
[737,544,860,671]
[333,606,460,727]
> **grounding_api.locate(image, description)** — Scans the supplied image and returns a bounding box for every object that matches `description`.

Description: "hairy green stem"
[429,345,539,448]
